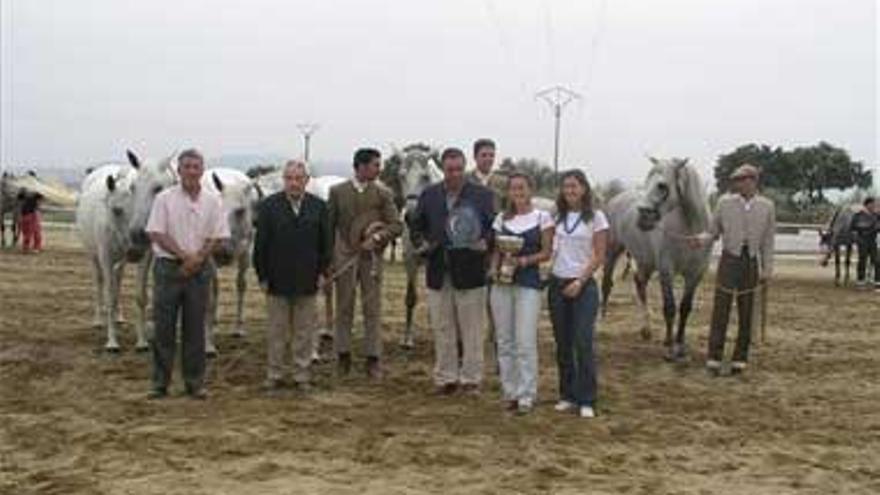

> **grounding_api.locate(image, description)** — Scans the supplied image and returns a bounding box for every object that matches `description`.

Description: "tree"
[715,141,872,205]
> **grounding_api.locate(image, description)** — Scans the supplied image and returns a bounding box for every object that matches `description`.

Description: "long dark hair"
[555,169,594,223]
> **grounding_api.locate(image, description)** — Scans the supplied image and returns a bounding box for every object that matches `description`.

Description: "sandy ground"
[0,228,877,495]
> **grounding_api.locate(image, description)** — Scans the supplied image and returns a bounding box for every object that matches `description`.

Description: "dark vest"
[498,215,543,289]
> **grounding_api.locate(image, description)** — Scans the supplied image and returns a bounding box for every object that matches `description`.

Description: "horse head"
[127,150,178,257]
[394,145,442,220]
[101,167,140,261]
[206,170,256,267]
[636,156,707,233]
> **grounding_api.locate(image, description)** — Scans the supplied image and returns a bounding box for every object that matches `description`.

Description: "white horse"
[202,167,260,356]
[125,150,178,344]
[254,168,347,359]
[601,157,712,361]
[76,163,146,351]
[392,146,444,348]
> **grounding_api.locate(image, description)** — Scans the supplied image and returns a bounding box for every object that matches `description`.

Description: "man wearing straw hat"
[695,163,776,377]
[328,148,403,380]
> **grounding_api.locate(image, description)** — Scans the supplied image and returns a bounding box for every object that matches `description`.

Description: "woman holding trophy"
[489,172,555,414]
[548,170,608,419]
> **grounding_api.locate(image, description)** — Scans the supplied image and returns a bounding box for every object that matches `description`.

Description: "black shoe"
[365,356,383,381]
[147,388,168,400]
[337,352,352,376]
[186,387,208,400]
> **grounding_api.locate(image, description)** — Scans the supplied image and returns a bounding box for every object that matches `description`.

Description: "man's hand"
[561,279,583,299]
[180,253,203,278]
[361,236,377,252]
[316,274,327,291]
[687,232,712,250]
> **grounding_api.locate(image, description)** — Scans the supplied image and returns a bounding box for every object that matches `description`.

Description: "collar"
[352,177,369,193]
[473,169,491,186]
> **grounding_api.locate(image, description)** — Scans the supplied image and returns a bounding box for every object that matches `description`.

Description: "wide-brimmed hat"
[730,164,759,180]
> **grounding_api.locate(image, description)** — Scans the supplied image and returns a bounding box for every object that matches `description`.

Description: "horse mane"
[673,161,709,232]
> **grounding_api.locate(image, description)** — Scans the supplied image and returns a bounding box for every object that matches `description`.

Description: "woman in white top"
[489,172,554,414]
[549,169,608,418]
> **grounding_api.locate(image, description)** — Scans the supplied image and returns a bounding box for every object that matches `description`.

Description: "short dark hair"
[864,197,876,207]
[473,138,496,156]
[178,148,204,165]
[353,148,381,170]
[441,147,466,165]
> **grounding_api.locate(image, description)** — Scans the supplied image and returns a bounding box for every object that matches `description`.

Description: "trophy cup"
[495,234,524,284]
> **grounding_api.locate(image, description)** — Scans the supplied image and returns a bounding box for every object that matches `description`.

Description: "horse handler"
[695,164,775,376]
[328,148,403,379]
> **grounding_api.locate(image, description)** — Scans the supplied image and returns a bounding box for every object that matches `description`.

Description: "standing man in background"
[17,189,44,254]
[850,197,879,289]
[253,160,332,393]
[328,148,403,380]
[145,148,229,399]
[697,164,775,377]
[468,138,507,212]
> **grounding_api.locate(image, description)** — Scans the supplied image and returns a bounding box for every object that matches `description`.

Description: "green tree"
[715,141,872,205]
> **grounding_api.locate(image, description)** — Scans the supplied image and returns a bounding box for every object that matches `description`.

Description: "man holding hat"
[328,148,403,379]
[696,163,775,376]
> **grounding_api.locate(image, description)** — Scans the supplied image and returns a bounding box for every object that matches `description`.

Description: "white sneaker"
[554,400,576,412]
[516,398,534,415]
[579,406,596,418]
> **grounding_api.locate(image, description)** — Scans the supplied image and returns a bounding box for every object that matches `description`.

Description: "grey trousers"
[266,294,316,383]
[151,258,213,392]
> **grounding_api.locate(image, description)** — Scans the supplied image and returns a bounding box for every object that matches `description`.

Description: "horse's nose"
[636,207,661,231]
[130,229,149,246]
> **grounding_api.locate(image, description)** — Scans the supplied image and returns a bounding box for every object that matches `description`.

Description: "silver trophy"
[495,234,524,284]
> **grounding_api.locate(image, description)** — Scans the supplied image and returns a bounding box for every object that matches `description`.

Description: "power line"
[536,85,581,184]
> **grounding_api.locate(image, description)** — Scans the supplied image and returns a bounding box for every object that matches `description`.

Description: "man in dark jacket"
[410,147,495,395]
[850,197,878,288]
[253,160,332,391]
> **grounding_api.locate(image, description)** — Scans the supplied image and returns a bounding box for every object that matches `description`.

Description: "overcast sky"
[1,0,877,184]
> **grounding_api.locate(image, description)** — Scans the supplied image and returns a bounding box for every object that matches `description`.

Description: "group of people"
[141,141,778,419]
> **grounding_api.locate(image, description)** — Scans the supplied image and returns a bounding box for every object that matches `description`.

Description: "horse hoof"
[639,328,652,341]
[206,350,218,359]
[231,330,247,338]
[104,346,121,354]
[135,345,150,354]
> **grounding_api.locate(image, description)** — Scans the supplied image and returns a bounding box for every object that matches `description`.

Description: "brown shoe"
[337,352,352,376]
[434,383,458,396]
[365,356,383,381]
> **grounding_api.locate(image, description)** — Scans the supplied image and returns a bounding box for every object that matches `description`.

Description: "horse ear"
[253,182,264,201]
[212,172,224,192]
[679,158,690,168]
[648,156,660,166]
[106,175,117,192]
[27,170,37,177]
[126,150,141,170]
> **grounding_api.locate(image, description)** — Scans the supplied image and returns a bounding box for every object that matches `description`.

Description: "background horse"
[386,145,444,348]
[818,205,859,286]
[602,157,712,361]
[203,168,260,356]
[1,172,22,247]
[76,163,145,351]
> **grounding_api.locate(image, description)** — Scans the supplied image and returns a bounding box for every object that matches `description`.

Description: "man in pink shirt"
[145,148,229,399]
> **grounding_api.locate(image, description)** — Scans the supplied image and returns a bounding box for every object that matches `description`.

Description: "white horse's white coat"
[201,167,260,356]
[76,164,146,351]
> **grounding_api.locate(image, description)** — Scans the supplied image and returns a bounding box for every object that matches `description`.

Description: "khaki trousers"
[334,250,384,358]
[427,279,486,386]
[266,294,316,383]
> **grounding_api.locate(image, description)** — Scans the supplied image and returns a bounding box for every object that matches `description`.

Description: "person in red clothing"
[17,190,44,253]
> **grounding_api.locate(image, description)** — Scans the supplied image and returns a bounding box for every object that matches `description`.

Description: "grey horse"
[818,205,859,286]
[0,172,22,247]
[602,157,712,361]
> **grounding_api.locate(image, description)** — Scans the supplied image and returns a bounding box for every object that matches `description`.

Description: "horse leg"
[844,243,852,286]
[113,263,126,324]
[103,254,121,352]
[232,254,247,337]
[91,255,105,329]
[673,274,701,361]
[601,244,624,317]
[634,269,652,340]
[205,272,219,358]
[658,271,677,359]
[834,246,841,286]
[133,254,151,352]
[0,217,5,248]
[402,275,417,349]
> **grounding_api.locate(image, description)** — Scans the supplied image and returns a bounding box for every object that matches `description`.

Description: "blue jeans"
[490,284,542,403]
[548,277,599,407]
